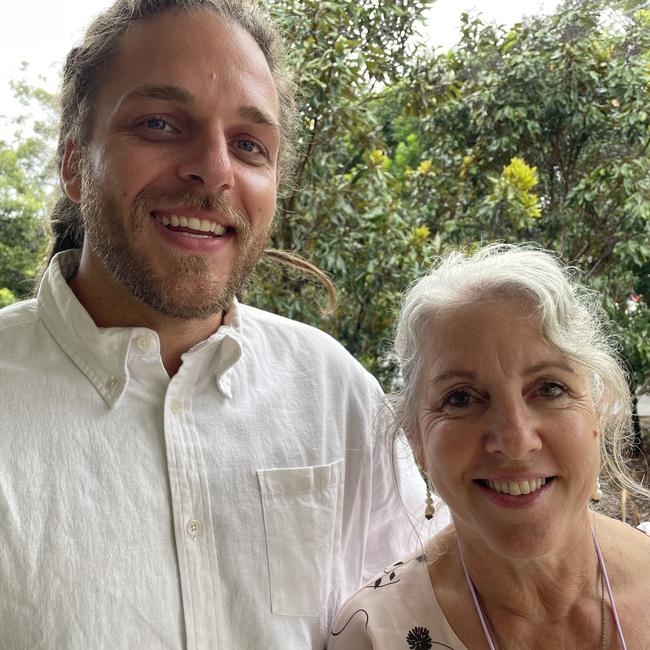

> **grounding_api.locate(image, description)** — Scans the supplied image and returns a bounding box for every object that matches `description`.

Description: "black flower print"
[364,561,405,590]
[406,626,433,650]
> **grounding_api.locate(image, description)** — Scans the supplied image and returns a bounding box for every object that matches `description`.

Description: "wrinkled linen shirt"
[0,250,427,650]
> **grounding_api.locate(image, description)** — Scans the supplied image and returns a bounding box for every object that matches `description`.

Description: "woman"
[329,244,649,649]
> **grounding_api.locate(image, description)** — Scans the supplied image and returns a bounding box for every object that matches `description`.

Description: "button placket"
[164,368,222,643]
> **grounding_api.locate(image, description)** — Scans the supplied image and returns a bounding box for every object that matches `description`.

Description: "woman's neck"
[452,514,598,622]
[427,513,606,647]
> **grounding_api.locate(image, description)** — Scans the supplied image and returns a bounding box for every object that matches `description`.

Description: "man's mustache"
[132,190,250,234]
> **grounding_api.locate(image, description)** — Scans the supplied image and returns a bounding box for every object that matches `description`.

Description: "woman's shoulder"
[328,554,465,650]
[595,515,650,580]
[328,555,426,649]
[637,521,650,536]
[598,515,650,544]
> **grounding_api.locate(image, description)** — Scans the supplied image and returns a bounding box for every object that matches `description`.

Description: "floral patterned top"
[327,553,466,650]
[328,526,650,650]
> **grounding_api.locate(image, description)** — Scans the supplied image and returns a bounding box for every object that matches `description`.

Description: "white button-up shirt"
[0,250,427,649]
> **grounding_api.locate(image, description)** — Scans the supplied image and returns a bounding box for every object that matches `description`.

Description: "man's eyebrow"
[119,84,194,106]
[238,105,280,132]
[116,88,279,131]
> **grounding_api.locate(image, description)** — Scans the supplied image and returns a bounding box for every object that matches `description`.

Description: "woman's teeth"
[485,478,547,495]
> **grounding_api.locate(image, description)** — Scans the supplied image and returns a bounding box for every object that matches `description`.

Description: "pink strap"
[458,540,496,650]
[457,535,628,650]
[594,535,627,650]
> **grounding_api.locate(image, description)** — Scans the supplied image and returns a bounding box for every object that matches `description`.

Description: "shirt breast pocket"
[257,458,345,617]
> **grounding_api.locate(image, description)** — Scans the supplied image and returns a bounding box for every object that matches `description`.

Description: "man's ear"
[61,139,82,203]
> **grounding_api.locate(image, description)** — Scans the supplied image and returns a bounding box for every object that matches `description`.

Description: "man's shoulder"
[0,297,38,336]
[240,303,361,358]
[240,302,331,336]
[238,302,381,390]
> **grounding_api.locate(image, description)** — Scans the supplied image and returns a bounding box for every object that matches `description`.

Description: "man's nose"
[178,129,235,192]
[484,396,543,460]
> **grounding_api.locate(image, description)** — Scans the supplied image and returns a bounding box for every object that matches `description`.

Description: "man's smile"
[152,212,229,238]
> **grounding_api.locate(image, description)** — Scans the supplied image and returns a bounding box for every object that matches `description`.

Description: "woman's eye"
[538,381,567,398]
[443,389,474,409]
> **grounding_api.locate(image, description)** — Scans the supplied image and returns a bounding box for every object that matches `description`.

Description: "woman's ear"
[61,139,82,203]
[403,422,425,470]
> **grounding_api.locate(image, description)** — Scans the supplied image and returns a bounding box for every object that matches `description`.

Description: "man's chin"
[130,283,235,321]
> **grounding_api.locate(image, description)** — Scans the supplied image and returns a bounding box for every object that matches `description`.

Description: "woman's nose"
[484,397,543,459]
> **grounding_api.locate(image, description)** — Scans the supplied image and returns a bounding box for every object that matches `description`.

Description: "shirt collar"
[37,250,243,406]
[190,298,242,399]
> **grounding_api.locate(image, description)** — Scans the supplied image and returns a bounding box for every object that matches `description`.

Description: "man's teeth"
[156,214,227,236]
[486,478,547,495]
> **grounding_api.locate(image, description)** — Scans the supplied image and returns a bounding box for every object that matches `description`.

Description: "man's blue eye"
[145,118,168,130]
[237,140,258,153]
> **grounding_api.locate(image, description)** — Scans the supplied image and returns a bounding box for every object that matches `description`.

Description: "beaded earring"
[591,478,603,502]
[424,480,435,520]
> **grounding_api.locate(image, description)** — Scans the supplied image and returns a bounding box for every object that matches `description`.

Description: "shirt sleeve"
[361,382,425,581]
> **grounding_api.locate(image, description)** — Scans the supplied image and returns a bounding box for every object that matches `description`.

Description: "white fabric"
[327,553,465,650]
[0,250,431,650]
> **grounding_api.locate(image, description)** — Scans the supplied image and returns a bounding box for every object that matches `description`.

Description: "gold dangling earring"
[424,480,435,520]
[591,478,603,502]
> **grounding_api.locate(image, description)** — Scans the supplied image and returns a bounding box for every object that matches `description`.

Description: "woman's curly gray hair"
[389,242,647,501]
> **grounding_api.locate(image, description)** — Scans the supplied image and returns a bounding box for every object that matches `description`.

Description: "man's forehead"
[94,10,279,120]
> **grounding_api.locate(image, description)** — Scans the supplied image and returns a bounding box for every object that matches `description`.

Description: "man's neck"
[68,251,224,377]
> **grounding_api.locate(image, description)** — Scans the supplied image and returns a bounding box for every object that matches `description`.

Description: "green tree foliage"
[0,72,57,300]
[386,0,650,390]
[248,0,436,374]
[248,0,650,391]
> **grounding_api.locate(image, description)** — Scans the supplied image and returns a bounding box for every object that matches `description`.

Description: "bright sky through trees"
[0,0,560,140]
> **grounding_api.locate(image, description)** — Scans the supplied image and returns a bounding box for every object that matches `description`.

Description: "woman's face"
[414,298,600,558]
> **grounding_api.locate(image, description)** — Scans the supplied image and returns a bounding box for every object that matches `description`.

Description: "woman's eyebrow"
[523,361,577,376]
[429,370,476,385]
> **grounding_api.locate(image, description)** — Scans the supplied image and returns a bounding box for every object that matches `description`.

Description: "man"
[0,1,429,648]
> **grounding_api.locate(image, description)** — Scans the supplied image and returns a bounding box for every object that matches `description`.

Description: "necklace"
[457,534,628,650]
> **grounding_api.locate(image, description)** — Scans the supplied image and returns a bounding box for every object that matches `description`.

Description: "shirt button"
[136,336,151,352]
[170,399,182,413]
[186,519,201,537]
[106,376,119,391]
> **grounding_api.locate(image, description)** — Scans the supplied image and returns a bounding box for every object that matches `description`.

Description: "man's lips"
[151,209,235,238]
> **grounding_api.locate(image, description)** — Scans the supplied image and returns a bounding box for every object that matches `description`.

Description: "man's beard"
[79,168,271,320]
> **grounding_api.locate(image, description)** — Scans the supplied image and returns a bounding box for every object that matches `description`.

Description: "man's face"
[67,10,281,320]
